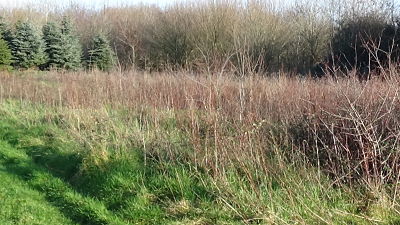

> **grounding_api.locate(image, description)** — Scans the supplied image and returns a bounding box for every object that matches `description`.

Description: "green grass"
[0,140,128,225]
[0,150,76,225]
[0,100,399,224]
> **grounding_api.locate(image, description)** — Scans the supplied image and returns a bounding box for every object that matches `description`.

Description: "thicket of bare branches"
[0,0,398,74]
[1,70,400,186]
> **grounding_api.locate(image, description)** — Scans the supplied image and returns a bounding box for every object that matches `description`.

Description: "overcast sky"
[1,0,399,10]
[0,0,177,9]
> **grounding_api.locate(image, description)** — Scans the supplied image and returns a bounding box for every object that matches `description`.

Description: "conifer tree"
[0,35,12,70]
[43,21,63,69]
[61,17,82,70]
[11,21,47,69]
[43,18,82,70]
[87,33,115,71]
[0,17,13,45]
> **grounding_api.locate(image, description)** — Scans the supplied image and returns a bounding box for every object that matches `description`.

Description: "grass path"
[0,140,129,225]
[0,141,77,225]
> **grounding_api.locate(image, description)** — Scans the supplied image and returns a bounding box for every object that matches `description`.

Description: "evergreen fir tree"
[0,17,13,45]
[11,21,47,69]
[43,18,82,70]
[60,17,82,70]
[87,33,115,71]
[0,34,13,70]
[43,21,63,69]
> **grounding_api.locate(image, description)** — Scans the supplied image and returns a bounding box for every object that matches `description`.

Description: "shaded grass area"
[0,101,399,224]
[0,140,128,225]
[0,144,76,225]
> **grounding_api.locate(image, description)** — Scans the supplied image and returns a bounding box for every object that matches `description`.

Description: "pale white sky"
[1,0,399,10]
[0,0,178,9]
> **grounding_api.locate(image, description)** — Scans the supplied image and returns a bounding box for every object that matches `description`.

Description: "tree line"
[0,0,399,75]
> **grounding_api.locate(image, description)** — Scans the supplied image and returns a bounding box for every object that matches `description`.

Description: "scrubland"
[0,71,399,224]
[1,0,400,224]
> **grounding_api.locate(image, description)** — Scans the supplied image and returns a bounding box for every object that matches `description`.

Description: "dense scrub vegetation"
[0,0,399,74]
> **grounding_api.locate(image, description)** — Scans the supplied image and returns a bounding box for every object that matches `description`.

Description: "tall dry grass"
[1,70,400,188]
